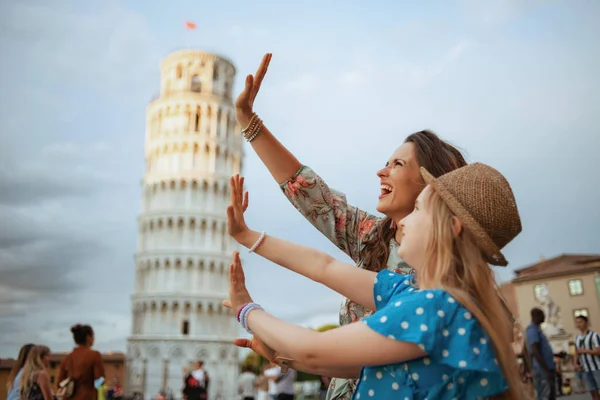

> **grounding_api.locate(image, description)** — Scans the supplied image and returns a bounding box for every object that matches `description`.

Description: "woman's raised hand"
[227,174,249,239]
[235,53,272,127]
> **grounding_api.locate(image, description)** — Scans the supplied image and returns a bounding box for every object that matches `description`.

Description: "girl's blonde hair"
[417,189,526,400]
[19,345,50,395]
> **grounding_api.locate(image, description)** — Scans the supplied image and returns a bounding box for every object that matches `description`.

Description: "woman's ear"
[451,216,463,238]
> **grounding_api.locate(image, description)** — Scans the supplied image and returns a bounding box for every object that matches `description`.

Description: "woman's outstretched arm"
[236,229,376,311]
[236,54,380,262]
[236,54,301,184]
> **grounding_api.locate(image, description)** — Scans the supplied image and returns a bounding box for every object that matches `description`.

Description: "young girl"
[224,163,524,399]
[19,345,54,400]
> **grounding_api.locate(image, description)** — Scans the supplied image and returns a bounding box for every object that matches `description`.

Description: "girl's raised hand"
[223,251,253,315]
[227,174,249,239]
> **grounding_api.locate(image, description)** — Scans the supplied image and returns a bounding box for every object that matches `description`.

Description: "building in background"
[512,254,600,337]
[0,352,125,399]
[126,50,243,400]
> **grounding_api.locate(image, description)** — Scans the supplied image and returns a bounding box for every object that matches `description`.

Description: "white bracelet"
[249,231,266,253]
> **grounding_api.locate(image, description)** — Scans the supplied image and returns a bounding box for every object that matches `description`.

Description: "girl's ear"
[451,216,463,238]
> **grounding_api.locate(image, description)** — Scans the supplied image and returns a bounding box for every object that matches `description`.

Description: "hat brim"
[420,167,508,267]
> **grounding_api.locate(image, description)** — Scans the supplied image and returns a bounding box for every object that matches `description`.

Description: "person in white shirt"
[183,361,209,400]
[238,365,257,400]
[263,363,296,400]
[255,364,270,400]
[575,315,600,400]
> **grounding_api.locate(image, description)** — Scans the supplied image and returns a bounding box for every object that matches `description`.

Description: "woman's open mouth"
[379,184,393,199]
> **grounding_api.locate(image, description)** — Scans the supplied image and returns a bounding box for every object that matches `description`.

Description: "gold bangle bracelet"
[244,119,260,140]
[241,113,258,133]
[247,120,263,142]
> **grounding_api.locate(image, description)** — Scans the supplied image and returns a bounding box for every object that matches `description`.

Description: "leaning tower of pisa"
[126,50,242,400]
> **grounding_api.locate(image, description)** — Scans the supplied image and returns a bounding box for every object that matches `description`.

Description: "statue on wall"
[534,284,565,336]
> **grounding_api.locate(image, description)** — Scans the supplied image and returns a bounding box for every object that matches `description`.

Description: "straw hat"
[420,162,522,266]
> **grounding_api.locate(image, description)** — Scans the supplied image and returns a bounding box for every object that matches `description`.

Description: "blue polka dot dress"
[354,271,508,399]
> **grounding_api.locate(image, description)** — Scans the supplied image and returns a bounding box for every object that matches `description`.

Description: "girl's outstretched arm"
[228,175,376,311]
[228,253,426,371]
[236,228,377,311]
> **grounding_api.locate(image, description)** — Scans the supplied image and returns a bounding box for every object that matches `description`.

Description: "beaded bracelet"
[249,231,266,253]
[241,113,263,142]
[238,302,264,334]
[241,113,258,133]
[247,119,263,142]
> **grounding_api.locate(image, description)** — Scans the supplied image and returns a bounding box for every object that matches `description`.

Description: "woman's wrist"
[237,110,254,129]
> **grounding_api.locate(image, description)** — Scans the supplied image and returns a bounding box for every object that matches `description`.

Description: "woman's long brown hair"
[359,130,467,272]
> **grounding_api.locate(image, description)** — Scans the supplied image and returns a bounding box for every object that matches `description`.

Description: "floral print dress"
[280,166,412,400]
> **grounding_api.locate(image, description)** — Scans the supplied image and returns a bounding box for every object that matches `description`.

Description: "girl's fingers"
[242,191,249,211]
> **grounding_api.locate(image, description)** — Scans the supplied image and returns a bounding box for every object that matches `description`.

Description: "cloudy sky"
[0,0,598,357]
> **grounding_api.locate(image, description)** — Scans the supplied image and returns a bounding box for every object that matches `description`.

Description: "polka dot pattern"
[353,271,508,399]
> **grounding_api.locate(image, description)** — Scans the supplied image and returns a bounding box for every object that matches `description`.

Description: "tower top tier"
[159,50,236,101]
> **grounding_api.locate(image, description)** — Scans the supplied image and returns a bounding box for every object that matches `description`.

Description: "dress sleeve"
[363,290,507,395]
[373,271,414,310]
[280,165,380,262]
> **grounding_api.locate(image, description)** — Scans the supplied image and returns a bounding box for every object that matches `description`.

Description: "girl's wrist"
[233,228,251,243]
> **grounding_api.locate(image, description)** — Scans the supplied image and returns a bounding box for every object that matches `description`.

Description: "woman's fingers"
[249,53,272,104]
[222,299,232,308]
[235,75,254,108]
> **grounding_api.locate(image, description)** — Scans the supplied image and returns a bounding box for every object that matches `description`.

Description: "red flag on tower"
[185,20,197,30]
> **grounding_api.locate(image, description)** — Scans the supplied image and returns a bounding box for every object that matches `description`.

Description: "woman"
[224,164,525,399]
[6,343,34,400]
[19,345,53,400]
[57,324,105,400]
[234,54,468,399]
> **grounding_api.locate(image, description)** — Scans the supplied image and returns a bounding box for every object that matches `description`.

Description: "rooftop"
[512,254,600,283]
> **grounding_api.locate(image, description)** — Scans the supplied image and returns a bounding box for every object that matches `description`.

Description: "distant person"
[255,364,269,400]
[319,376,330,400]
[574,314,600,399]
[19,345,54,400]
[526,308,556,399]
[555,354,563,396]
[238,365,257,400]
[264,364,296,400]
[562,378,572,395]
[58,324,105,400]
[183,360,210,400]
[5,343,34,400]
